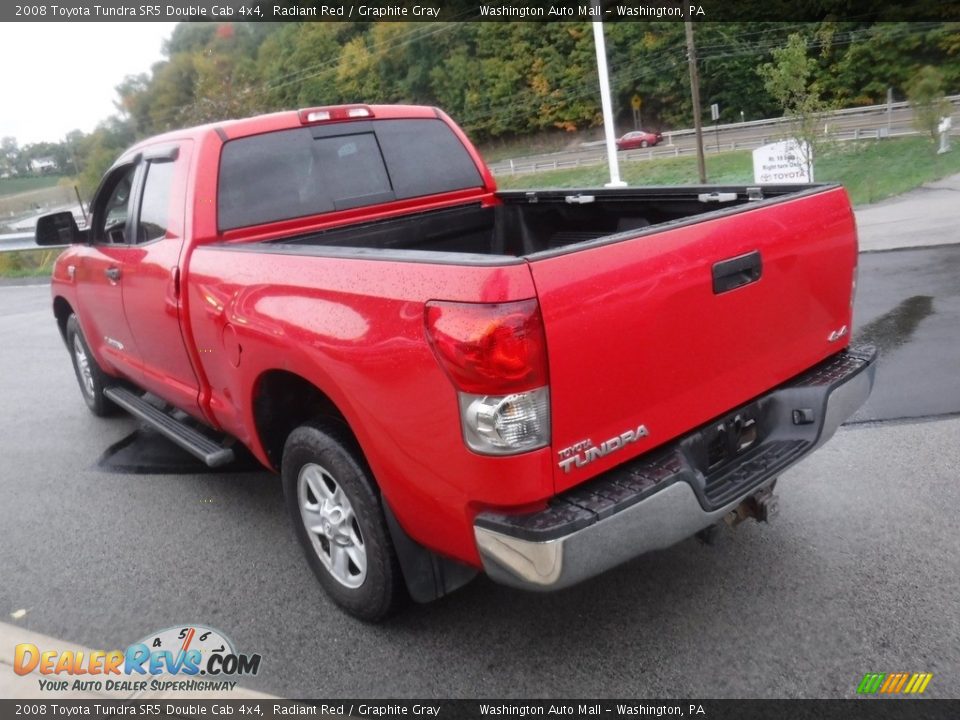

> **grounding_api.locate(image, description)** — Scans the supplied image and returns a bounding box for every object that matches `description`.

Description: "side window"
[137,161,175,244]
[94,165,137,244]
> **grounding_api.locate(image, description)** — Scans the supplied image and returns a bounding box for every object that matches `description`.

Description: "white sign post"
[752,139,813,184]
[938,116,952,155]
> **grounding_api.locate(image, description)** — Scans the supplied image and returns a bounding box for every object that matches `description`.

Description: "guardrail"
[492,126,948,176]
[0,232,48,253]
[488,96,960,175]
[634,94,960,142]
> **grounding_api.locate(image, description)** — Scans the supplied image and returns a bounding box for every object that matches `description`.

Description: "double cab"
[37,105,875,620]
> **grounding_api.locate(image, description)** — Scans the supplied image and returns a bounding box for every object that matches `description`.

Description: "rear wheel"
[282,420,404,621]
[65,315,115,416]
[640,140,649,148]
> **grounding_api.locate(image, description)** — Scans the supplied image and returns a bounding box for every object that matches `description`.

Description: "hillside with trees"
[2,20,958,198]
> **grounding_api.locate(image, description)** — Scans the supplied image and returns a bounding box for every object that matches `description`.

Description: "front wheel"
[640,140,649,148]
[65,314,115,416]
[282,420,404,621]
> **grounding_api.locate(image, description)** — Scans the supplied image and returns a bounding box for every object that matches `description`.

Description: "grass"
[0,248,59,278]
[0,175,65,197]
[495,136,960,207]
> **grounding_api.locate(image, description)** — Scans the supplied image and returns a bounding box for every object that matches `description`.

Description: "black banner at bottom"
[2,700,959,720]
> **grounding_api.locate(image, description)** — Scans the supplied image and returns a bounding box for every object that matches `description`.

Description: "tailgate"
[528,187,858,493]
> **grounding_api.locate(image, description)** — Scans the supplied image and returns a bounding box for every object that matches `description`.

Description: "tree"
[256,23,341,109]
[115,73,153,136]
[148,53,200,132]
[0,137,19,176]
[758,31,838,178]
[907,65,952,145]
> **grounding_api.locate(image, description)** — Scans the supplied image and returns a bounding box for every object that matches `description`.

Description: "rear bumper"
[473,345,877,591]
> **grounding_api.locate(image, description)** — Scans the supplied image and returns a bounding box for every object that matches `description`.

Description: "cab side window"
[136,161,175,244]
[94,165,137,244]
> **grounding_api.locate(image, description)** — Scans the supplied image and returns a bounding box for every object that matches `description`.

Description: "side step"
[104,387,235,468]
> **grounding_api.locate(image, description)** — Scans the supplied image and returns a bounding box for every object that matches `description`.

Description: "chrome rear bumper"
[474,345,877,591]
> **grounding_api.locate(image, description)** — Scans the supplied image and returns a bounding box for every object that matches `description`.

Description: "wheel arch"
[250,369,361,473]
[53,296,74,344]
[251,368,477,602]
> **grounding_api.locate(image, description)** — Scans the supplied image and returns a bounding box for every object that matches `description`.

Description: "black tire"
[65,314,115,417]
[282,420,405,621]
[641,140,649,148]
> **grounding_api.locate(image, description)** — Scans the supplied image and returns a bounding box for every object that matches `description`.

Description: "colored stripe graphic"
[857,672,932,695]
[857,673,885,694]
[880,674,898,693]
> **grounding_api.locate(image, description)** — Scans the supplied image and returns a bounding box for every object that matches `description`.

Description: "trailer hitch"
[726,483,779,526]
[697,483,779,545]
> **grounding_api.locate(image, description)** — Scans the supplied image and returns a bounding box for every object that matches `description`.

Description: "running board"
[103,387,235,468]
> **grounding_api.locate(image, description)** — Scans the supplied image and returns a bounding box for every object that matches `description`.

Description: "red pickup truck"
[37,105,875,620]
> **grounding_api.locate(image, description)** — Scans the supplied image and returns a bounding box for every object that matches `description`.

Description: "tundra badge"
[557,425,649,473]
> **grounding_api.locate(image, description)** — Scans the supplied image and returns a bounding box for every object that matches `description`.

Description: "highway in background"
[488,96,960,176]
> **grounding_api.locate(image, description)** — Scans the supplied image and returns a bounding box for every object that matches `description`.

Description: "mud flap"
[383,502,478,603]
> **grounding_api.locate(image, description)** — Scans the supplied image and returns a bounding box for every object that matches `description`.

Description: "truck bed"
[211,181,859,495]
[267,185,828,259]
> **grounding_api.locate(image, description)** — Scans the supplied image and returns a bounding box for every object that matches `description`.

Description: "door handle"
[105,267,121,283]
[712,251,762,294]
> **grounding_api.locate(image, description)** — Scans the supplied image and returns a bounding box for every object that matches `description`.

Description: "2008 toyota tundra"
[37,105,876,620]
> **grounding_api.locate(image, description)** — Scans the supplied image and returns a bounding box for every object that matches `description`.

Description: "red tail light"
[424,299,548,394]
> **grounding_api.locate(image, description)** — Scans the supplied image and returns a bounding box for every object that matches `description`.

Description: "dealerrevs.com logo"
[14,625,261,693]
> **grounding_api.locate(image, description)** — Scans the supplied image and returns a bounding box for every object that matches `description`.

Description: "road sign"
[752,139,813,184]
[632,95,642,111]
[710,103,719,121]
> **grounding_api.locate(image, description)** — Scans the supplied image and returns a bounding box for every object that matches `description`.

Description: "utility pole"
[685,21,707,183]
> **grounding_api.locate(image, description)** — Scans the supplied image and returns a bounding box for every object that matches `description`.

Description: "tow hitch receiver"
[726,484,779,526]
[697,484,779,545]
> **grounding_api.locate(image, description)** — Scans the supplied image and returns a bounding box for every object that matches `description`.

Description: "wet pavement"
[852,244,960,422]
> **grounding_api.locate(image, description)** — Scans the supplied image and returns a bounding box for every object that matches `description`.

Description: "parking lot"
[1,221,958,698]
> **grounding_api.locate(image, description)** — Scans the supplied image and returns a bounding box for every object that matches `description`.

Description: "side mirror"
[35,211,88,246]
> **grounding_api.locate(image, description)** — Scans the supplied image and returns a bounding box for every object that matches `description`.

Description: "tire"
[282,420,405,621]
[65,315,115,417]
[640,140,649,148]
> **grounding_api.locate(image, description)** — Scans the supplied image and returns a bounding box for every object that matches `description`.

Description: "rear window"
[217,118,483,231]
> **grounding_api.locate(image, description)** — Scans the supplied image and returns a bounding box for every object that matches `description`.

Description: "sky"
[0,22,179,146]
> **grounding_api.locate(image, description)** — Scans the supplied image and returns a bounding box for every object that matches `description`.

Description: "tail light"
[425,300,550,455]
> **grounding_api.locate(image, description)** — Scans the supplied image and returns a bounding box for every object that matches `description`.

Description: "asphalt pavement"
[1,178,959,699]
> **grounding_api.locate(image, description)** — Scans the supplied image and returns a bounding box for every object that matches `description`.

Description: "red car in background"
[616,129,663,149]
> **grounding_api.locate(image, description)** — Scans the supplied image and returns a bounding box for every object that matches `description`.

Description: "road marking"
[0,621,277,700]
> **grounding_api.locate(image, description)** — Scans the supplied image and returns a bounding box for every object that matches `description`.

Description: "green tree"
[0,137,19,175]
[907,65,952,145]
[148,53,199,132]
[336,35,382,102]
[256,23,342,109]
[76,118,136,199]
[115,73,153,136]
[758,31,837,177]
[179,25,260,125]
